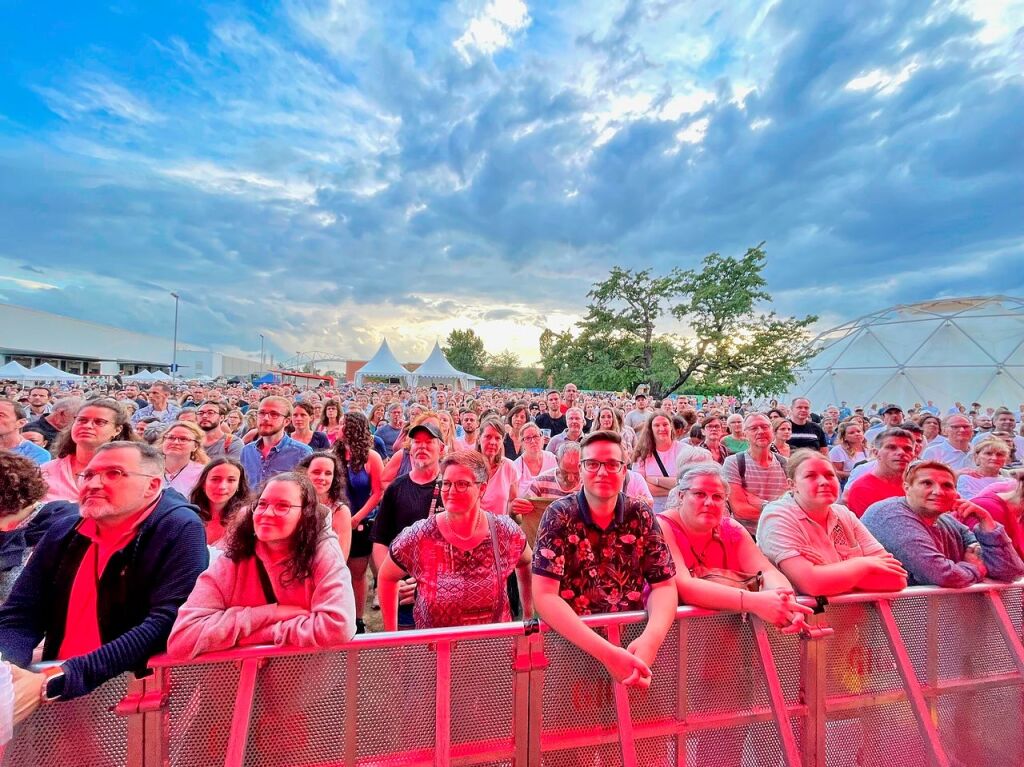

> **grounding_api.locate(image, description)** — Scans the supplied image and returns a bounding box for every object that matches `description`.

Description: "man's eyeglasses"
[440,479,479,493]
[581,459,625,474]
[196,409,221,417]
[257,411,288,420]
[77,468,159,484]
[254,501,302,515]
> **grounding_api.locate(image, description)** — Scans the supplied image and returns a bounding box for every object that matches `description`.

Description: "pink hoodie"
[167,534,355,658]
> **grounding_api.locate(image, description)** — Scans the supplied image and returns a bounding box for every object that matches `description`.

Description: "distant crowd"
[0,377,1022,726]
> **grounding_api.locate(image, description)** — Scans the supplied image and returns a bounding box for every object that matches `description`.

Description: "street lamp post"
[259,334,265,374]
[170,292,180,381]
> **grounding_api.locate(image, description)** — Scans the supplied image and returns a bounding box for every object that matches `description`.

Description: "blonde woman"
[159,420,210,496]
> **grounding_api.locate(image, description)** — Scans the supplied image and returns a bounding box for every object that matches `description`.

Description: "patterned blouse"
[390,514,526,628]
[531,491,676,615]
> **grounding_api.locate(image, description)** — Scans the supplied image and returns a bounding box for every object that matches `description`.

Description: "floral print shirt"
[531,491,675,615]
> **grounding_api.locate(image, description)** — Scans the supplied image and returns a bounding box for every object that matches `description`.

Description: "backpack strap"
[737,452,747,490]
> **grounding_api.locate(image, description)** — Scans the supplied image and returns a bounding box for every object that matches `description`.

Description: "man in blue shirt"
[240,396,312,486]
[0,399,50,465]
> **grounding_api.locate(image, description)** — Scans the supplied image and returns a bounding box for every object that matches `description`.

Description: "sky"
[0,0,1022,367]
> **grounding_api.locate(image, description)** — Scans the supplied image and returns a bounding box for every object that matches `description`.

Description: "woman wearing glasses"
[377,451,532,630]
[40,398,135,502]
[167,472,356,657]
[158,421,209,496]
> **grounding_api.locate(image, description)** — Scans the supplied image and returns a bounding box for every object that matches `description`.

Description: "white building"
[0,302,262,379]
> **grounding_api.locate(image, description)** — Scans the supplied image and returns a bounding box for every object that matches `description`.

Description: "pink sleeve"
[166,557,282,659]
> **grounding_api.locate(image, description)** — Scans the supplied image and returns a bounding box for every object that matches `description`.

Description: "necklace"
[440,513,483,546]
[164,463,188,484]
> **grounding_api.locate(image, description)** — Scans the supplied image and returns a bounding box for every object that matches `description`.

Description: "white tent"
[125,370,157,382]
[0,360,34,381]
[353,339,414,386]
[150,370,173,381]
[787,296,1024,411]
[411,342,484,391]
[27,362,83,382]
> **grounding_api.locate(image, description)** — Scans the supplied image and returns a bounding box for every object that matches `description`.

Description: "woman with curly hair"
[40,398,134,502]
[297,451,353,558]
[190,457,250,546]
[167,472,356,658]
[158,420,210,496]
[333,411,384,633]
[0,450,59,598]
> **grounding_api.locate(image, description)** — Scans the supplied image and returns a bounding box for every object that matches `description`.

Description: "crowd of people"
[0,376,1022,723]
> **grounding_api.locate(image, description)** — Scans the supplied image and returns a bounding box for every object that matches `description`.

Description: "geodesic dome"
[787,296,1024,410]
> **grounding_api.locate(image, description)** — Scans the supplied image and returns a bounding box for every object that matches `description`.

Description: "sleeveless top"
[347,463,372,513]
[658,514,746,574]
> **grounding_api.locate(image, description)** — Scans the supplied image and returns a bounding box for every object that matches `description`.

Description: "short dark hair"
[580,429,623,453]
[199,400,227,416]
[875,426,914,449]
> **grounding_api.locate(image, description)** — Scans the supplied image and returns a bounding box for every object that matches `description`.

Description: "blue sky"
[0,0,1021,365]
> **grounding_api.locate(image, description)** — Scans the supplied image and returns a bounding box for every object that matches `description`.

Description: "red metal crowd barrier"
[3,582,1022,766]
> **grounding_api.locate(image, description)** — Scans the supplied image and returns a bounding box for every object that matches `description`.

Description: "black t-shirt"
[23,415,60,450]
[788,421,828,452]
[534,412,567,437]
[370,473,444,547]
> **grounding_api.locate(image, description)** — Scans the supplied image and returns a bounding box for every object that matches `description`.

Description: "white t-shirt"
[480,458,518,515]
[828,445,868,473]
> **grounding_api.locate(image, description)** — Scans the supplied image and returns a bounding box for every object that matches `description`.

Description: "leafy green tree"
[484,350,521,388]
[443,329,488,377]
[539,244,816,397]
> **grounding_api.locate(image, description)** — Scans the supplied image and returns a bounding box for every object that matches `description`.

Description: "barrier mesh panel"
[933,592,1017,681]
[167,661,241,767]
[621,619,678,725]
[764,623,802,705]
[635,734,676,766]
[2,674,129,767]
[450,636,517,761]
[890,593,930,684]
[356,643,437,762]
[998,585,1023,637]
[542,739,623,767]
[685,613,768,715]
[826,701,927,767]
[681,718,788,767]
[936,684,1024,766]
[540,630,618,734]
[823,603,903,697]
[243,652,349,767]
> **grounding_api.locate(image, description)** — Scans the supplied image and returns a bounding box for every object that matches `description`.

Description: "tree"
[443,329,488,377]
[538,244,816,397]
[484,350,521,388]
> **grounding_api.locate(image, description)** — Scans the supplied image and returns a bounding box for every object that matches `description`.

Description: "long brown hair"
[224,472,324,586]
[631,408,671,464]
[334,411,372,472]
[54,398,134,459]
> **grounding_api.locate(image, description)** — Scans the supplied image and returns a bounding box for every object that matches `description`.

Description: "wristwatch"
[40,666,65,703]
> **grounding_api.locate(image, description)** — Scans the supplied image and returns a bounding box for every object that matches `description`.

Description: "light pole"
[170,292,180,381]
[259,334,265,374]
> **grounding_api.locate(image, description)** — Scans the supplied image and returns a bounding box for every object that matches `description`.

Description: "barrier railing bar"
[223,657,261,767]
[526,633,545,767]
[144,670,169,767]
[511,635,530,767]
[875,600,951,767]
[675,619,687,767]
[926,594,939,725]
[751,617,802,767]
[985,591,1024,679]
[605,623,638,767]
[344,649,358,767]
[119,677,147,767]
[801,612,827,767]
[434,641,452,767]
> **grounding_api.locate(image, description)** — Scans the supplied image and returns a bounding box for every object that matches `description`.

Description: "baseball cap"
[881,403,903,414]
[408,423,442,440]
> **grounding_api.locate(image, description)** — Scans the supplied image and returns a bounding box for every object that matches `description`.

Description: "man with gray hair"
[130,383,181,425]
[723,413,789,536]
[546,407,586,455]
[0,398,50,464]
[0,441,207,719]
[23,396,82,451]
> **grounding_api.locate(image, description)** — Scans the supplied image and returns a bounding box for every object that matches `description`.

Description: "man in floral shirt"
[532,430,677,688]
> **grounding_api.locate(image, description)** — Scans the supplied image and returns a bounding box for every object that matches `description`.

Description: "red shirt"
[844,473,905,518]
[58,504,157,660]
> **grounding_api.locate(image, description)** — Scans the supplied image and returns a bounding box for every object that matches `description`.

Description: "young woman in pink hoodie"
[167,472,356,658]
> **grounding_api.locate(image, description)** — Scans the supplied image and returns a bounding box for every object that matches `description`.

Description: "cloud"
[0,0,1020,365]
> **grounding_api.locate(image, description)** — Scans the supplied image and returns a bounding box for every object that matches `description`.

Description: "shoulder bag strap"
[737,452,747,489]
[253,557,277,604]
[427,478,442,518]
[652,449,670,478]
[487,513,504,623]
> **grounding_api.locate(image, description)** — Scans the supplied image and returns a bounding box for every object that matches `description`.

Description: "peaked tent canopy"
[0,360,34,381]
[27,362,83,382]
[785,296,1024,411]
[354,339,414,386]
[150,370,173,381]
[412,342,484,391]
[124,370,157,382]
